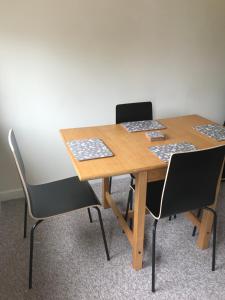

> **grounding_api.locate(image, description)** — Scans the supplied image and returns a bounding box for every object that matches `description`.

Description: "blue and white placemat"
[68,138,113,161]
[121,120,166,132]
[194,124,225,141]
[149,142,196,162]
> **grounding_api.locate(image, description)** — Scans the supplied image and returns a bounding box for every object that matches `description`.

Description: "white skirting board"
[0,188,24,202]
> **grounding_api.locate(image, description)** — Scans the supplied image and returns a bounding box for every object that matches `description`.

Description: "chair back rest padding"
[116,101,153,124]
[8,129,34,218]
[156,146,225,219]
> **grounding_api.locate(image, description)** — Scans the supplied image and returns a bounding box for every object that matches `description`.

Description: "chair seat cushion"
[28,177,100,219]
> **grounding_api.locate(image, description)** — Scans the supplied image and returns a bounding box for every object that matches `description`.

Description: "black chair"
[192,121,225,237]
[109,101,152,193]
[8,129,110,289]
[109,101,153,194]
[109,101,153,227]
[129,145,225,292]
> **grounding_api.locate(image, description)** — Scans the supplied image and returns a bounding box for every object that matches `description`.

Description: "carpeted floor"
[0,177,225,300]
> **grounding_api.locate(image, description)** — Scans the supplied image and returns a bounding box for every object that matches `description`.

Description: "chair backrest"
[8,129,33,217]
[156,146,225,219]
[116,101,153,124]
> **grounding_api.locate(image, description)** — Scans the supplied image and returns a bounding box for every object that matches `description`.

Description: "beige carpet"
[0,177,225,300]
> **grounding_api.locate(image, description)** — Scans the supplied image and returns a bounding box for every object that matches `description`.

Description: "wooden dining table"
[60,114,225,270]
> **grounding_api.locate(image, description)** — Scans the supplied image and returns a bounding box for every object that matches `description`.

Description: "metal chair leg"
[152,219,158,293]
[125,177,134,228]
[192,209,201,236]
[29,220,43,289]
[109,177,112,194]
[93,207,110,261]
[87,208,93,223]
[204,207,217,271]
[122,188,133,234]
[130,176,134,186]
[129,193,133,230]
[125,185,134,229]
[212,212,217,271]
[24,200,28,238]
[169,215,176,221]
[125,188,132,222]
[129,177,134,228]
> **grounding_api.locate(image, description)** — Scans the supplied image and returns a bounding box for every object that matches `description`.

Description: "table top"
[60,114,225,181]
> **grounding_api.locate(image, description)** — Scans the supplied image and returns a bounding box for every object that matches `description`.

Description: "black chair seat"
[28,176,100,219]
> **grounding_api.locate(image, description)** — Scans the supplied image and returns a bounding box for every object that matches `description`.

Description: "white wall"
[0,0,225,199]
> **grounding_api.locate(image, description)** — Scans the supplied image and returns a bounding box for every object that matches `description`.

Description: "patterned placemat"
[194,124,225,141]
[67,138,113,161]
[149,142,196,162]
[121,120,166,132]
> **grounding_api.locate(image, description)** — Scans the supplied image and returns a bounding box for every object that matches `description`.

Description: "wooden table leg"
[132,171,147,270]
[102,177,110,208]
[197,207,216,249]
[197,166,223,249]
